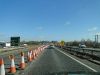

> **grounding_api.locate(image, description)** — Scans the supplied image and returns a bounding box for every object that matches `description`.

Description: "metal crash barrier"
[57,46,100,61]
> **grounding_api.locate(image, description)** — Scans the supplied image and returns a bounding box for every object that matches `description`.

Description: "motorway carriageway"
[18,46,100,75]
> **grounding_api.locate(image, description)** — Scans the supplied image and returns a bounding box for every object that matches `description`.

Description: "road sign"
[60,40,65,46]
[11,37,20,46]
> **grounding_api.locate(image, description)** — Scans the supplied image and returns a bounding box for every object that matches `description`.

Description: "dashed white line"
[54,47,98,72]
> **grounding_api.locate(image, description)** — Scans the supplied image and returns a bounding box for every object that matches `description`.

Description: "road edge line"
[54,47,98,72]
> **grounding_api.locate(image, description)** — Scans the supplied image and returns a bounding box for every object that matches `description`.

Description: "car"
[79,44,86,48]
[46,46,53,49]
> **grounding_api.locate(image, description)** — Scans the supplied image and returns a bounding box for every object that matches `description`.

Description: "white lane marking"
[54,47,98,72]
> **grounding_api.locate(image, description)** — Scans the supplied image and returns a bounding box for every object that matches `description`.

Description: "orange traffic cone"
[33,51,36,59]
[0,58,5,75]
[30,50,32,55]
[9,55,16,73]
[28,52,32,62]
[27,51,29,58]
[20,52,25,69]
[35,50,39,57]
[32,51,34,59]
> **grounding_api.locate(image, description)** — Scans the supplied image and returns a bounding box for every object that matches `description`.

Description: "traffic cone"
[28,52,32,62]
[35,51,38,57]
[30,50,32,55]
[27,51,29,59]
[32,51,35,59]
[0,58,5,75]
[34,51,36,59]
[20,52,25,69]
[9,55,16,73]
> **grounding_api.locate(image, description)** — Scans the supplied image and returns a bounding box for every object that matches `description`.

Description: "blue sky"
[0,0,100,42]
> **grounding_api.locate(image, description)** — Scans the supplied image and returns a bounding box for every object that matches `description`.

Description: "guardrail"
[57,46,100,61]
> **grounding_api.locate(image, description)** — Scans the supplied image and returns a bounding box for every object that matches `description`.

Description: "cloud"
[36,26,43,30]
[64,21,71,26]
[88,27,98,32]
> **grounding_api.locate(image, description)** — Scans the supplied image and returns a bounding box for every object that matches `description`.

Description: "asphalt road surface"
[21,47,100,75]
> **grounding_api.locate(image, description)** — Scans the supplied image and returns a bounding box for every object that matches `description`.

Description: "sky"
[0,0,100,42]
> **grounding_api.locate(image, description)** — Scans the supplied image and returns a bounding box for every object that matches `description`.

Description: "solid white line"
[54,47,98,72]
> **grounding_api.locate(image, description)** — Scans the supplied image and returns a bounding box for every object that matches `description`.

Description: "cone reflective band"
[20,52,25,69]
[0,58,5,75]
[9,55,16,73]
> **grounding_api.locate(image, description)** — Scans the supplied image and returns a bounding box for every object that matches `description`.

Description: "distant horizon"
[0,37,96,43]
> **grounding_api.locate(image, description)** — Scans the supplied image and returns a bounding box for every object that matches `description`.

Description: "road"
[20,47,100,75]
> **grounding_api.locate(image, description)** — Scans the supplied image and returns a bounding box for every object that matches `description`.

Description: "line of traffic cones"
[0,45,47,75]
